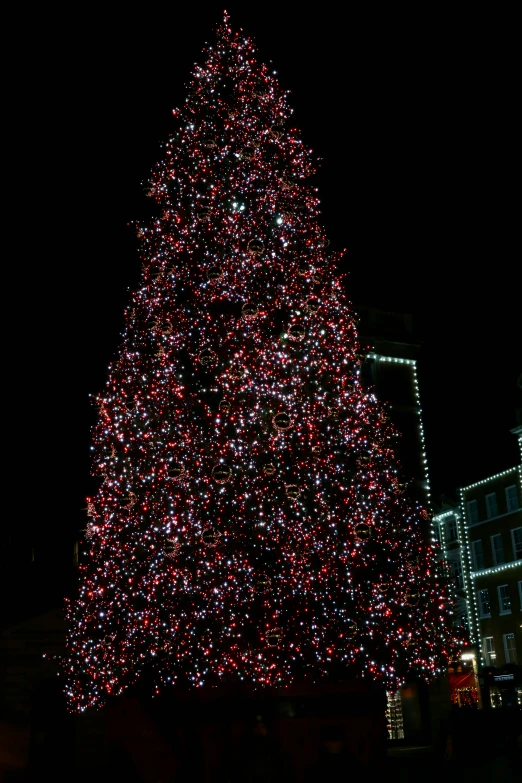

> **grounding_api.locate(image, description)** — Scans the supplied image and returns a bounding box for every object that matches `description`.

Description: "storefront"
[480,666,522,709]
[448,656,481,709]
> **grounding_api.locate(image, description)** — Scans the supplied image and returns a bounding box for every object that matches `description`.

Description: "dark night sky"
[20,7,519,539]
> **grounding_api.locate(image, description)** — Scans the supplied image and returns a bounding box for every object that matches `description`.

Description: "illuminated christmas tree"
[63,12,460,712]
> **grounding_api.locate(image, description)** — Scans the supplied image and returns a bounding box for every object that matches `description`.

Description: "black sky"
[21,7,519,539]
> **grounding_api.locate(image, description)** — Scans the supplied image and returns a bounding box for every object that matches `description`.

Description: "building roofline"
[458,466,521,493]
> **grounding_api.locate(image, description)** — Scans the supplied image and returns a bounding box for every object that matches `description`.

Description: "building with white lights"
[357,306,431,514]
[435,457,522,708]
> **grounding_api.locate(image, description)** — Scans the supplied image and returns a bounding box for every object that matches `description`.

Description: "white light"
[460,466,519,491]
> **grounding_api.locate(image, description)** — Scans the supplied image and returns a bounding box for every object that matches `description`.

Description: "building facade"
[462,464,522,705]
[435,453,522,709]
[357,306,432,514]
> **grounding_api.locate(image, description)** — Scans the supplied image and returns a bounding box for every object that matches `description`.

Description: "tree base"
[101,676,388,782]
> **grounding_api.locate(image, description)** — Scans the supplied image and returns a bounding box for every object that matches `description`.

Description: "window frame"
[503,633,517,665]
[485,492,498,519]
[466,499,479,525]
[447,516,458,542]
[505,484,520,512]
[478,588,491,618]
[490,533,504,565]
[471,539,484,570]
[483,636,496,666]
[497,584,511,615]
[453,558,464,590]
[512,527,522,560]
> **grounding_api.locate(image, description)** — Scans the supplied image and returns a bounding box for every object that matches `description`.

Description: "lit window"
[478,588,491,617]
[73,540,79,566]
[505,484,520,512]
[471,540,484,570]
[490,534,504,565]
[512,528,522,560]
[497,584,511,614]
[484,636,496,666]
[466,499,479,525]
[485,493,498,519]
[503,633,517,665]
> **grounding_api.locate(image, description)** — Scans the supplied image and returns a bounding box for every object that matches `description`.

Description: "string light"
[62,12,461,713]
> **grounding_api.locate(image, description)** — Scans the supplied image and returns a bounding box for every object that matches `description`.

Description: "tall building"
[357,306,431,513]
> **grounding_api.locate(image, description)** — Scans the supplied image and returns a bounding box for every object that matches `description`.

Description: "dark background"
[16,5,520,548]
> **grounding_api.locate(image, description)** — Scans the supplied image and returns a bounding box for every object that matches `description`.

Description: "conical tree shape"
[63,13,459,712]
